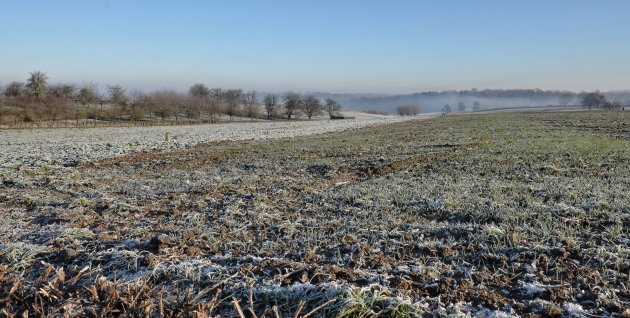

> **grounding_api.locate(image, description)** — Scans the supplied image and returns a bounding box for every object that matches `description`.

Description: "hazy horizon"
[2,1,629,94]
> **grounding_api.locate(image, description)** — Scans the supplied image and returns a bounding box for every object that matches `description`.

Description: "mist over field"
[313,89,630,113]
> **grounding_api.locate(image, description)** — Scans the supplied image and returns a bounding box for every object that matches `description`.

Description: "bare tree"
[44,95,70,122]
[210,88,223,100]
[78,83,98,107]
[224,89,242,120]
[96,91,106,110]
[150,90,175,121]
[207,89,223,123]
[47,84,65,99]
[108,85,127,108]
[187,84,209,122]
[100,85,121,120]
[457,102,466,112]
[4,81,24,98]
[606,100,623,110]
[243,90,260,120]
[48,83,75,106]
[184,96,201,120]
[60,84,75,100]
[325,98,341,118]
[283,92,301,120]
[263,94,277,119]
[129,90,148,121]
[473,101,481,112]
[45,84,72,122]
[443,104,452,114]
[396,105,420,116]
[189,83,210,98]
[302,95,322,119]
[579,91,607,111]
[172,92,186,122]
[26,71,48,100]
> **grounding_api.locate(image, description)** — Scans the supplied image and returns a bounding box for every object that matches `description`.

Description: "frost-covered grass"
[0,114,418,171]
[0,111,629,317]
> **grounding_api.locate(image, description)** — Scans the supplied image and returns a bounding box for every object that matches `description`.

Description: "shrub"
[396,105,420,116]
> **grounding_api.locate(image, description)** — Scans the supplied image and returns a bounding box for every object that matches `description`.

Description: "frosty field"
[0,111,629,317]
[0,113,416,172]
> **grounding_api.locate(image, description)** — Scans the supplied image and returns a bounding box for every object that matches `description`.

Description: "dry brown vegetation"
[0,111,629,317]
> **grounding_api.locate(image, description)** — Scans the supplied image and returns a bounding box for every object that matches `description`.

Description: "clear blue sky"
[1,0,629,93]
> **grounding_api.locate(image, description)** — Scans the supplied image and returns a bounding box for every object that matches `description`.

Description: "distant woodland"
[315,89,630,114]
[0,72,343,127]
[1,71,627,127]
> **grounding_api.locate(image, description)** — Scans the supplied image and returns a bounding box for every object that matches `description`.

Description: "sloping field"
[0,111,629,317]
[0,113,419,172]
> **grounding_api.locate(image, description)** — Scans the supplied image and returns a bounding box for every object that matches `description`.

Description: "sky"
[1,0,629,94]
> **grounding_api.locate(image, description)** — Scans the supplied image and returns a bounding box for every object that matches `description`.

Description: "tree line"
[397,92,625,115]
[396,101,484,115]
[339,88,630,114]
[0,71,343,125]
[579,91,624,111]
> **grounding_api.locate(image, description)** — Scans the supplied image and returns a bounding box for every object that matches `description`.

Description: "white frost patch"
[474,307,518,318]
[520,281,545,295]
[563,302,584,317]
[520,281,572,297]
[0,115,426,175]
[483,224,505,237]
[255,282,317,294]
